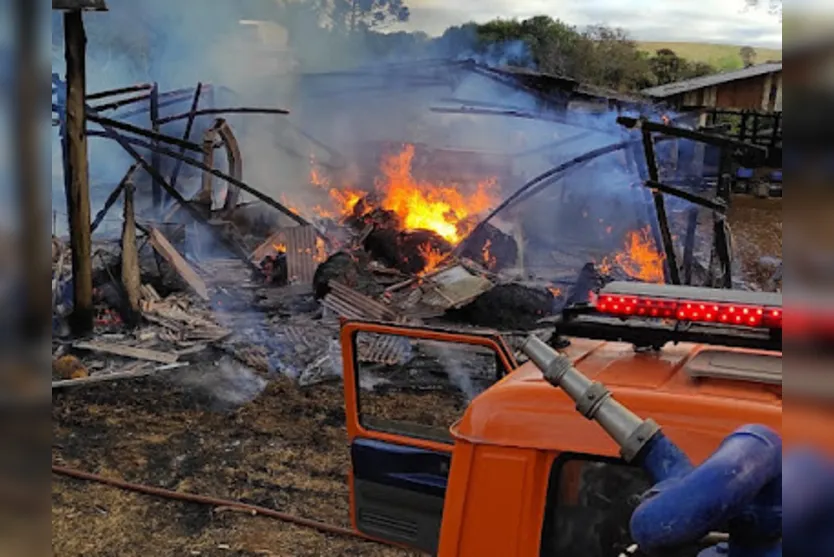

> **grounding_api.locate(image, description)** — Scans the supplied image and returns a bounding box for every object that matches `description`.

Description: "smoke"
[171,355,267,409]
[461,39,535,68]
[49,0,704,291]
[424,342,489,402]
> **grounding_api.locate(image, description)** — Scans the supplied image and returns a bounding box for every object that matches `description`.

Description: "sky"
[397,0,784,49]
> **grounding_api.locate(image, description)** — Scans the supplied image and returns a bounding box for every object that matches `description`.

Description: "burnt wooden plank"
[149,228,210,300]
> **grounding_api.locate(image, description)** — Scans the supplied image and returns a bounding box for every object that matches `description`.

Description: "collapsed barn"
[50,4,782,554]
[50,21,782,391]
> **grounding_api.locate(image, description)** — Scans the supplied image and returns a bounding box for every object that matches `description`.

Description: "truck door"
[340,320,516,555]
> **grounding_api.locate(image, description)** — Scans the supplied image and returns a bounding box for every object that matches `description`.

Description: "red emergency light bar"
[594,282,782,330]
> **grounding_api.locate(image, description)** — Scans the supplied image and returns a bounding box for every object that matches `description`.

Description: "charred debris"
[51,52,778,394]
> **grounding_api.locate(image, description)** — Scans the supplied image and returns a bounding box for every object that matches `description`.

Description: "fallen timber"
[83,103,260,272]
[90,162,140,234]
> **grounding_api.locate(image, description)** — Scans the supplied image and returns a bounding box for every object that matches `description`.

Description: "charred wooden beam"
[150,83,162,209]
[513,131,596,158]
[111,131,310,227]
[454,138,636,261]
[641,128,680,285]
[713,216,733,289]
[89,92,151,112]
[617,116,768,156]
[86,129,202,153]
[430,106,614,135]
[156,106,289,126]
[86,82,152,101]
[169,82,203,191]
[112,88,207,120]
[63,9,94,334]
[90,162,140,233]
[84,105,260,273]
[86,112,203,152]
[645,180,726,213]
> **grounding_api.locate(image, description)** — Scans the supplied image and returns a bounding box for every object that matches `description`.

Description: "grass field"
[637,42,782,70]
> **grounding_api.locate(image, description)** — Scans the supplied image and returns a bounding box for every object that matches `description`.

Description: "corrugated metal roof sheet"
[250,225,319,285]
[642,62,782,99]
[357,332,413,366]
[322,281,398,322]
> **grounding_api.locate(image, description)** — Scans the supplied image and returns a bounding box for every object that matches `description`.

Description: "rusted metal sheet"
[53,0,108,10]
[250,225,319,284]
[421,265,494,310]
[322,281,398,321]
[285,225,318,284]
[357,331,412,366]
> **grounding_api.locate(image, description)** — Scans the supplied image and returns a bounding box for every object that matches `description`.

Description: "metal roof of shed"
[642,62,782,99]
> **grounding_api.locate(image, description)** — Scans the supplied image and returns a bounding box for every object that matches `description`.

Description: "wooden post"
[641,128,680,285]
[63,10,94,334]
[739,111,748,143]
[150,82,162,209]
[121,182,141,323]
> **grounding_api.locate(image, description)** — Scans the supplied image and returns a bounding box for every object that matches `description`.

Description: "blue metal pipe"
[630,424,782,554]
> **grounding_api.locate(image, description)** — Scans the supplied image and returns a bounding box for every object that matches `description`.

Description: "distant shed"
[642,62,783,113]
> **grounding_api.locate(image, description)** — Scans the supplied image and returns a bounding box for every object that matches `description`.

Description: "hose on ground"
[52,464,373,543]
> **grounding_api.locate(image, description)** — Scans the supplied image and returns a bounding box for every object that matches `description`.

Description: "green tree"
[687,61,717,78]
[578,26,653,91]
[739,45,757,67]
[525,17,585,77]
[649,48,690,85]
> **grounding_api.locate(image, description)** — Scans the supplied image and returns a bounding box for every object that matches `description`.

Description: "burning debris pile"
[305,144,512,276]
[52,131,681,396]
[50,67,707,403]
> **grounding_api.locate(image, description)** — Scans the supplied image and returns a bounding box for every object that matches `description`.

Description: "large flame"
[418,242,445,275]
[600,226,666,284]
[310,165,365,219]
[376,145,497,244]
[309,145,498,245]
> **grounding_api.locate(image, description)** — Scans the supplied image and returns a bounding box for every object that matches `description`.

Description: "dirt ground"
[727,195,782,289]
[52,195,781,557]
[52,374,427,557]
[51,351,476,557]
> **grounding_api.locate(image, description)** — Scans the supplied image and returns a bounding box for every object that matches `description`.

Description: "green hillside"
[637,42,782,71]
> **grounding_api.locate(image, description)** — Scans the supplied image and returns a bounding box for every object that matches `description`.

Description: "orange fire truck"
[334,280,818,556]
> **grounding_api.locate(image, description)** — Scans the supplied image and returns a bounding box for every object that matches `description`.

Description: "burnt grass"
[52,375,421,556]
[51,197,780,556]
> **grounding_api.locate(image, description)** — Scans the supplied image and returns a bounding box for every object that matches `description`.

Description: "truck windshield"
[540,455,653,557]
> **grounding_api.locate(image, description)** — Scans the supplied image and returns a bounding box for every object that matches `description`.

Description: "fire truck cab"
[338,282,798,556]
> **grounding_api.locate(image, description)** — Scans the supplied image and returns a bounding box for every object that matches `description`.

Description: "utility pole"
[63,9,94,334]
